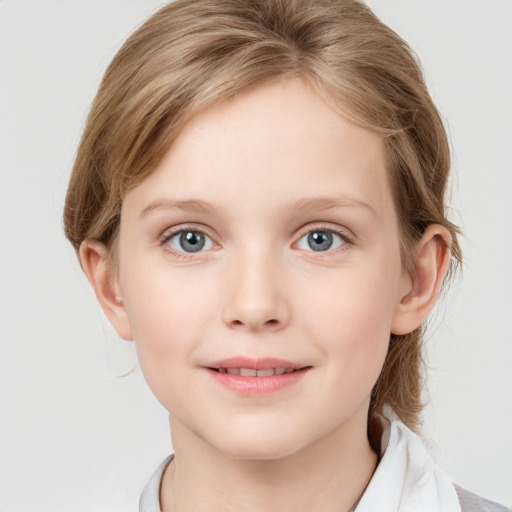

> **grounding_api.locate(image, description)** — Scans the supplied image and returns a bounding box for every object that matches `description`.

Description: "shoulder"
[455,484,511,512]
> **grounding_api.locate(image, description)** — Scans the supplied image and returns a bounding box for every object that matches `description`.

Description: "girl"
[63,0,509,510]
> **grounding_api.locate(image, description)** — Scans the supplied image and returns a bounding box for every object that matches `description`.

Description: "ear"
[79,239,134,341]
[391,225,452,335]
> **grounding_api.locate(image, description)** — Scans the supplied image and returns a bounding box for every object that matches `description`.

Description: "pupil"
[308,231,332,251]
[180,231,205,252]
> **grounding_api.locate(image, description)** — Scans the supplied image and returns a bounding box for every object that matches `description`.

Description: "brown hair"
[63,0,462,444]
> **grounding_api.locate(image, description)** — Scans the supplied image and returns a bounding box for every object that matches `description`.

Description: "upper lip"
[206,357,307,370]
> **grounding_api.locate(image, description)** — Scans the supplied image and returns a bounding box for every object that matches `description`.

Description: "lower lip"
[206,368,310,396]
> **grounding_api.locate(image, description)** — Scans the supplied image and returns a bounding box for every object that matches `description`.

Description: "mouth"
[206,357,308,374]
[211,367,301,376]
[205,357,311,395]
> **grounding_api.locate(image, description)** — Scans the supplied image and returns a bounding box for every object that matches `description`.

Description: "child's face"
[116,78,411,459]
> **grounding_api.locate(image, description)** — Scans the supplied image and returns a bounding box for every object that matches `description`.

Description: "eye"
[296,229,347,252]
[165,230,214,253]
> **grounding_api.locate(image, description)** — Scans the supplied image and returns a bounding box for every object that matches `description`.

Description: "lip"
[204,357,311,396]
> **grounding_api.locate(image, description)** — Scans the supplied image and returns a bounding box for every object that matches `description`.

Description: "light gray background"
[0,1,511,510]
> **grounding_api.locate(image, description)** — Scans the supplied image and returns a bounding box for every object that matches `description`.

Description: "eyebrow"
[141,198,215,217]
[140,196,375,218]
[285,197,376,216]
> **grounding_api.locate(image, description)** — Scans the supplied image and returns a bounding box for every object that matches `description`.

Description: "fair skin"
[81,78,450,511]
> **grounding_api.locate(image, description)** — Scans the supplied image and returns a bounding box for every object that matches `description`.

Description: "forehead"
[123,78,394,221]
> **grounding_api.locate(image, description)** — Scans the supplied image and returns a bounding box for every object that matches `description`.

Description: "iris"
[307,231,333,251]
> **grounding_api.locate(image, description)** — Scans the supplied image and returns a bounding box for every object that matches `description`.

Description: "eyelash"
[159,224,354,261]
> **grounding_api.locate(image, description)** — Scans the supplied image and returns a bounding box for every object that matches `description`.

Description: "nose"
[221,248,290,332]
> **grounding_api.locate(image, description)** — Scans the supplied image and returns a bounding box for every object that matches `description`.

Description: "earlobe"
[79,240,134,341]
[391,225,452,335]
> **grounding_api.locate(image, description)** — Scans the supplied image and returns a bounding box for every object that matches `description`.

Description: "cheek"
[120,264,215,393]
[299,257,400,387]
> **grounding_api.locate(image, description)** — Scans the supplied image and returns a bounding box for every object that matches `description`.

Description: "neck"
[160,406,377,512]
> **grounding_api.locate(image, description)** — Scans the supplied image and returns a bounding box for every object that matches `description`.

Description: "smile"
[205,357,311,395]
[214,367,297,376]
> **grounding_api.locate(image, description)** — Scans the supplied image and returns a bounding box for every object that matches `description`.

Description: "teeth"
[240,368,257,377]
[217,367,296,376]
[256,368,275,377]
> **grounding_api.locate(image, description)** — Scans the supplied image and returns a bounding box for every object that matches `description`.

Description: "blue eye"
[296,230,346,252]
[166,230,214,253]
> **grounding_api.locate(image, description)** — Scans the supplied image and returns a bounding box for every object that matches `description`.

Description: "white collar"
[354,408,461,512]
[139,454,173,512]
[139,409,460,512]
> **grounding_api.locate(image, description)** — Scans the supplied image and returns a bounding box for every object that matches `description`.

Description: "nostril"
[230,318,280,329]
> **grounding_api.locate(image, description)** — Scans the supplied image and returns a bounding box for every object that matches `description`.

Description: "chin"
[219,438,304,461]
[204,420,316,461]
